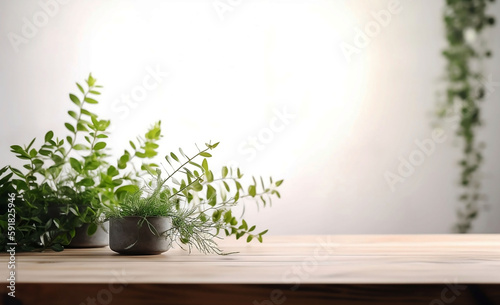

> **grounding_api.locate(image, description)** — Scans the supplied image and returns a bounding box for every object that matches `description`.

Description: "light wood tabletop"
[1,235,500,304]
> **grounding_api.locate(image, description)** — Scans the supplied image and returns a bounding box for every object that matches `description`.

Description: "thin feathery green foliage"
[106,141,283,255]
[110,189,174,218]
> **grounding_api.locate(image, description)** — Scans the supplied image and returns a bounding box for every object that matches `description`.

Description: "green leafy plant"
[1,73,283,254]
[0,74,155,251]
[107,142,283,254]
[436,0,495,233]
[0,74,110,250]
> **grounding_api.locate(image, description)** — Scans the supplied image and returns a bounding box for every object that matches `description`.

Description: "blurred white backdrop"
[1,0,499,234]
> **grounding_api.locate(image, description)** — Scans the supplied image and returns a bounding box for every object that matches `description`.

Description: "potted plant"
[1,74,284,254]
[107,142,283,255]
[1,75,108,250]
[1,74,159,251]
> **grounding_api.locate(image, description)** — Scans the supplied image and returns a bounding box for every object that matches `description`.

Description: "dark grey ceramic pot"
[109,216,172,255]
[67,222,109,248]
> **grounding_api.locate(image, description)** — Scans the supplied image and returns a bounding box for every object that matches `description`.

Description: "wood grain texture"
[1,235,499,284]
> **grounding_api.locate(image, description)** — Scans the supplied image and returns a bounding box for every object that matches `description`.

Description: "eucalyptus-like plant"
[107,142,283,254]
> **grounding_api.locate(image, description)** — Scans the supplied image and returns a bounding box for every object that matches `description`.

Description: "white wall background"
[0,0,499,234]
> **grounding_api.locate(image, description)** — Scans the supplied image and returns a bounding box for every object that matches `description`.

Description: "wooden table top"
[2,235,500,284]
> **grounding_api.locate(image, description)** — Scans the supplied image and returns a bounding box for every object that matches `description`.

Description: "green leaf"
[78,177,95,187]
[94,142,107,150]
[202,158,209,172]
[206,170,214,183]
[84,161,100,170]
[81,109,93,116]
[207,142,220,149]
[191,181,203,192]
[10,145,25,154]
[179,147,187,158]
[65,123,75,133]
[90,115,99,127]
[222,166,228,178]
[246,235,253,243]
[68,110,78,120]
[69,157,81,172]
[76,82,85,94]
[212,210,222,222]
[118,153,130,169]
[115,185,139,197]
[51,244,64,252]
[272,190,281,198]
[53,219,60,228]
[223,181,230,192]
[89,90,101,95]
[248,185,256,197]
[70,94,80,106]
[224,211,232,223]
[73,144,88,150]
[10,168,25,179]
[276,180,284,187]
[170,152,179,162]
[199,152,212,157]
[39,149,50,156]
[85,97,99,104]
[34,160,48,171]
[107,166,119,177]
[129,141,136,150]
[234,180,243,191]
[189,161,203,170]
[77,122,88,132]
[87,74,96,87]
[44,131,54,142]
[230,217,237,226]
[97,120,110,131]
[69,207,80,216]
[29,148,37,158]
[207,185,216,200]
[87,223,98,236]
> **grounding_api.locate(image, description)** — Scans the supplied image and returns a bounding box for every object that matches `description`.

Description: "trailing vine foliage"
[437,0,495,233]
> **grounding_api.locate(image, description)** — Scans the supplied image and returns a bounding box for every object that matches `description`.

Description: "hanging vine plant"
[437,0,495,233]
